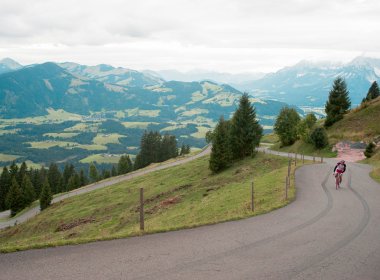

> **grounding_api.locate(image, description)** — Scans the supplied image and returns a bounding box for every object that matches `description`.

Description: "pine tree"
[102,169,111,179]
[111,165,117,177]
[89,163,99,183]
[67,173,80,191]
[230,93,263,159]
[363,81,380,102]
[6,178,24,216]
[48,163,62,194]
[209,116,232,173]
[0,166,12,211]
[325,77,351,127]
[118,155,132,175]
[17,162,28,186]
[185,144,191,154]
[40,178,52,211]
[62,164,74,191]
[9,162,18,180]
[79,169,88,186]
[21,175,36,206]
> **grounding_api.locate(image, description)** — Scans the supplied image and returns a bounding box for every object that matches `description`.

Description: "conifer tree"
[89,163,99,183]
[6,178,23,216]
[62,164,75,191]
[9,162,18,180]
[185,144,191,154]
[274,107,301,146]
[48,163,62,194]
[79,169,88,186]
[209,116,232,173]
[0,166,12,211]
[102,169,111,179]
[111,165,117,177]
[21,175,36,206]
[364,142,376,158]
[118,155,132,175]
[363,81,380,103]
[67,173,80,191]
[325,77,351,127]
[180,144,186,156]
[40,178,52,210]
[230,93,263,159]
[17,162,28,186]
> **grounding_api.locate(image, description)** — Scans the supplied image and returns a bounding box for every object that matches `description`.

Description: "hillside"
[328,96,380,143]
[0,152,300,252]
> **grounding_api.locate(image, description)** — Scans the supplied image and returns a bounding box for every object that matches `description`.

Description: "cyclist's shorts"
[336,169,344,174]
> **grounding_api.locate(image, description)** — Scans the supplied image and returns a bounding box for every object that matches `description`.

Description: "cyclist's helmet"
[340,160,345,164]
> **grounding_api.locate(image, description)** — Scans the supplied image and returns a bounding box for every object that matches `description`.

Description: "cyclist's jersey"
[334,163,346,174]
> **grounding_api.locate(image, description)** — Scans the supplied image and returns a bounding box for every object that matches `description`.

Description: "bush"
[310,127,329,149]
[364,142,376,158]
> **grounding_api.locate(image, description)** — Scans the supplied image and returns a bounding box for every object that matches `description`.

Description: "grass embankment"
[328,97,380,144]
[0,152,302,252]
[361,150,380,183]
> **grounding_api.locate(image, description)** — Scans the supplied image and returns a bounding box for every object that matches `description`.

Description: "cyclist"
[334,160,346,187]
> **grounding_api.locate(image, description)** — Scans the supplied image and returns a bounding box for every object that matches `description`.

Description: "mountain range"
[236,57,380,106]
[0,60,292,130]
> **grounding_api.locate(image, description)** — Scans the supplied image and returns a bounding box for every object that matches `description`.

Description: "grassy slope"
[271,140,337,158]
[361,149,380,183]
[0,153,302,252]
[328,97,380,144]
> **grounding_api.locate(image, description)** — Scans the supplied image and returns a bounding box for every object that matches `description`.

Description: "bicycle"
[334,172,342,190]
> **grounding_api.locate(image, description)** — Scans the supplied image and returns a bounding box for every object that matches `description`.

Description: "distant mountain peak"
[0,57,22,69]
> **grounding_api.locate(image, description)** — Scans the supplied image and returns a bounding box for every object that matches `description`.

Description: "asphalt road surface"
[1,151,379,279]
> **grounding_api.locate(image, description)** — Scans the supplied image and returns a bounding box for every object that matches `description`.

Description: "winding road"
[1,149,380,279]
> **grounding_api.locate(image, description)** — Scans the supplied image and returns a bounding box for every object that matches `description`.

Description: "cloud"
[0,0,379,72]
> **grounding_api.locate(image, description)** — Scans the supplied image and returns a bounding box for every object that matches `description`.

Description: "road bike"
[334,172,342,190]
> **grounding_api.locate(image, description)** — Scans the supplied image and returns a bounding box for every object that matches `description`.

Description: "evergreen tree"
[111,165,117,177]
[363,81,380,102]
[48,163,62,194]
[39,178,52,211]
[9,162,18,180]
[21,175,36,206]
[297,113,317,143]
[229,93,263,159]
[6,178,23,216]
[79,169,88,186]
[209,116,232,173]
[0,166,12,211]
[89,163,99,183]
[118,155,132,175]
[364,142,376,158]
[102,169,111,179]
[185,144,191,154]
[62,164,75,191]
[310,127,329,149]
[17,162,28,186]
[274,107,301,146]
[180,144,186,156]
[325,77,351,127]
[67,173,80,191]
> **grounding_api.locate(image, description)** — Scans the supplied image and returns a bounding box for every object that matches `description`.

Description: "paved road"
[0,146,211,229]
[1,150,380,279]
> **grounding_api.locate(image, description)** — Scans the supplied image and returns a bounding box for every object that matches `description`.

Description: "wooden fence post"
[302,154,304,164]
[251,181,254,212]
[140,188,144,231]
[295,153,297,166]
[321,156,323,163]
[285,176,288,200]
[313,155,315,163]
[288,160,291,178]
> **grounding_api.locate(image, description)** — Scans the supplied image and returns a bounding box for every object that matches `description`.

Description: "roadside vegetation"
[0,152,302,252]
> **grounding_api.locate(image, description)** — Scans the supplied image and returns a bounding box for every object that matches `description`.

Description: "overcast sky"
[1,0,379,73]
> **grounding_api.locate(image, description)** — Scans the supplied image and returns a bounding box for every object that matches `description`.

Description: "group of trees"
[0,162,52,216]
[208,93,263,173]
[134,131,183,169]
[274,107,327,149]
